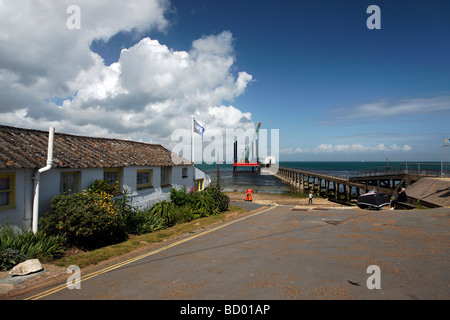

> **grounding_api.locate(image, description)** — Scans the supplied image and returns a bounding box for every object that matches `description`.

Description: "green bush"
[193,191,215,217]
[170,186,230,218]
[205,186,230,213]
[113,191,166,235]
[122,207,166,235]
[0,248,28,272]
[174,205,195,224]
[87,179,116,195]
[170,187,199,208]
[149,200,176,227]
[0,225,63,271]
[40,192,127,250]
[191,186,230,217]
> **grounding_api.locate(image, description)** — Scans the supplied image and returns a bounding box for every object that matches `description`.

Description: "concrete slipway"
[406,178,450,208]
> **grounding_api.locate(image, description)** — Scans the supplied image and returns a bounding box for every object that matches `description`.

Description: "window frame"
[103,168,122,194]
[136,169,153,190]
[160,166,172,188]
[194,178,205,192]
[0,173,15,210]
[60,171,80,195]
[182,167,189,178]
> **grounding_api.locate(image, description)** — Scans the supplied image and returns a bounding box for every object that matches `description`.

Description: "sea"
[196,161,443,194]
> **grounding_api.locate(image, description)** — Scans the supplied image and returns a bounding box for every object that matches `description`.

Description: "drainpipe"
[32,127,55,234]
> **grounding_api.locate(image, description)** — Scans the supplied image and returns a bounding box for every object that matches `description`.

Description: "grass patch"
[413,200,429,210]
[51,205,249,269]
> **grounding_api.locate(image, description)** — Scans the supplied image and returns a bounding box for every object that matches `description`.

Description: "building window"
[60,172,79,195]
[182,167,188,178]
[104,168,121,193]
[195,179,205,191]
[0,173,15,210]
[161,167,172,187]
[137,169,153,189]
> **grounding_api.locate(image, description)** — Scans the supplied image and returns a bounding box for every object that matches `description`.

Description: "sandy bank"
[225,192,350,208]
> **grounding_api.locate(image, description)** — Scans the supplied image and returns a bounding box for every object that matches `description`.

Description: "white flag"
[193,119,205,137]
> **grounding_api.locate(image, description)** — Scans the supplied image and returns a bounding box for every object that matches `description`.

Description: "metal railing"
[349,163,447,179]
[279,163,449,181]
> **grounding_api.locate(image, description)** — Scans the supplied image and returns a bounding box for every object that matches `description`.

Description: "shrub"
[149,200,176,227]
[87,179,117,195]
[173,205,194,224]
[0,225,63,271]
[205,186,230,213]
[170,187,199,208]
[170,186,229,218]
[122,207,166,236]
[191,186,230,217]
[40,192,127,250]
[193,191,215,217]
[0,248,28,272]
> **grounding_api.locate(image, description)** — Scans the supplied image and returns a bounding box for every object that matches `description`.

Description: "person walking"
[308,192,313,204]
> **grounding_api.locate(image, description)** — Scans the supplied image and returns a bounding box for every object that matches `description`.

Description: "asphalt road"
[20,205,450,300]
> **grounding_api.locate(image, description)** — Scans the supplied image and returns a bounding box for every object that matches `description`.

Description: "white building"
[0,125,209,230]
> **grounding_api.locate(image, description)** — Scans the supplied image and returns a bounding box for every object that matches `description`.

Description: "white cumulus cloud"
[281,143,412,154]
[0,0,255,146]
[325,96,450,125]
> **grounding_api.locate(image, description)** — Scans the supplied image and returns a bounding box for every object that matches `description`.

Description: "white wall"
[37,168,104,217]
[123,165,196,209]
[0,169,34,229]
[1,165,202,230]
[195,167,212,188]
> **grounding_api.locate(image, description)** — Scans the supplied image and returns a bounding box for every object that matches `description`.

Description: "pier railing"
[283,163,448,181]
[276,163,448,203]
[349,163,447,179]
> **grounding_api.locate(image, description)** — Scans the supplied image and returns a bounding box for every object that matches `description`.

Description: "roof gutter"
[32,127,55,234]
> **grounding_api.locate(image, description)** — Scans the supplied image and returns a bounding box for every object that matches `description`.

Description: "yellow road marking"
[25,205,276,300]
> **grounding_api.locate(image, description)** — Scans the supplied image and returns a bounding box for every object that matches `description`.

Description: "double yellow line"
[25,205,275,300]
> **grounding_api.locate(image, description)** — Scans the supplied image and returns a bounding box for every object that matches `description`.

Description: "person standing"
[308,192,313,204]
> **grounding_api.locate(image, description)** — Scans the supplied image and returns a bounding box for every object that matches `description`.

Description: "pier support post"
[345,185,350,202]
[335,183,340,200]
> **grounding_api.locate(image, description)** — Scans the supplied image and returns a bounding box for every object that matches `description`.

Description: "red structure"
[245,189,253,201]
[233,127,261,173]
[234,162,259,167]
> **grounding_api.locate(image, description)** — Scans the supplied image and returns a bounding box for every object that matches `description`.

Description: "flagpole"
[191,116,194,164]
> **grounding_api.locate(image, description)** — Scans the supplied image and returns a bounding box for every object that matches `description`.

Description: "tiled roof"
[0,125,192,169]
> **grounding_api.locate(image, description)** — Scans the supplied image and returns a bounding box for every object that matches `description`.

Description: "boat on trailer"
[357,191,390,210]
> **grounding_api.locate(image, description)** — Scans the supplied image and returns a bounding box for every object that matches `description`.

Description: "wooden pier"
[275,165,443,204]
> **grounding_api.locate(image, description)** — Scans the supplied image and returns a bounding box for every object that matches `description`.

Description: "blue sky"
[1,0,449,162]
[91,0,450,161]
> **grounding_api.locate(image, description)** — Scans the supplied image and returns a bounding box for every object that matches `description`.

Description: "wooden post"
[335,183,340,200]
[345,185,351,202]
